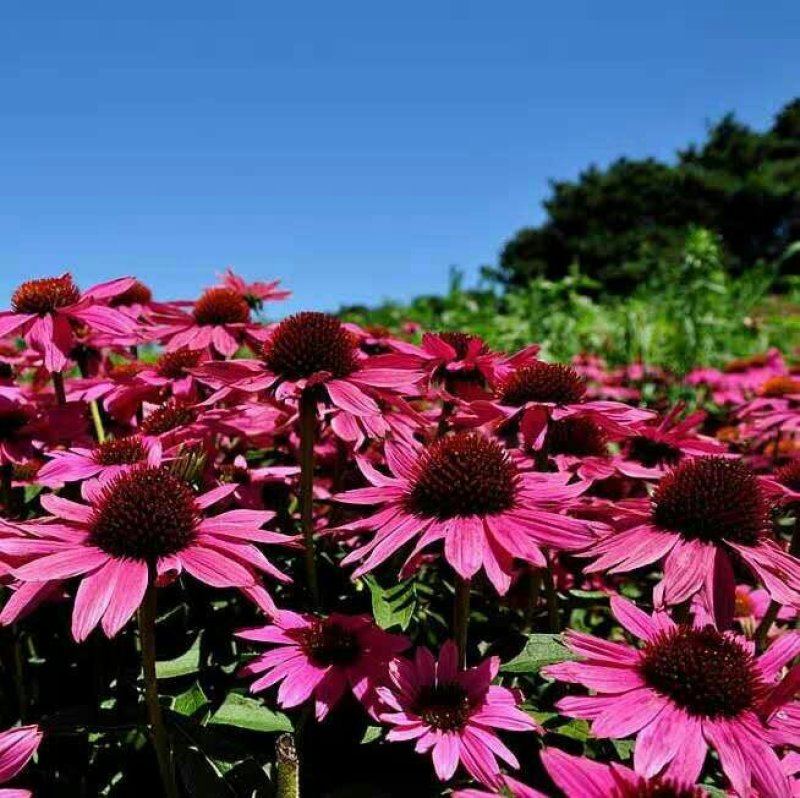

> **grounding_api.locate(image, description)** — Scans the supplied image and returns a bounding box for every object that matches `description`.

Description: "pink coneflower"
[694,585,797,639]
[332,432,599,594]
[37,435,162,488]
[460,361,653,450]
[378,641,540,788]
[3,465,294,640]
[0,724,41,797]
[372,331,538,400]
[135,348,208,401]
[615,405,727,480]
[237,610,408,720]
[685,350,786,406]
[216,454,299,510]
[543,596,800,798]
[540,747,708,798]
[0,274,137,372]
[581,457,800,625]
[138,399,212,448]
[217,268,291,310]
[328,389,427,448]
[0,393,87,466]
[154,286,261,358]
[195,311,417,416]
[762,459,800,503]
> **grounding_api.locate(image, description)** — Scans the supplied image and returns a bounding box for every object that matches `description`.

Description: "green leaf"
[173,682,210,717]
[208,693,292,733]
[23,484,43,503]
[156,635,202,679]
[568,589,607,600]
[362,575,416,631]
[500,634,575,673]
[360,726,382,745]
[552,718,589,742]
[611,738,634,761]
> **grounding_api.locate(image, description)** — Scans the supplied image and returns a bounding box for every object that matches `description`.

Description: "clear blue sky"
[1,1,798,314]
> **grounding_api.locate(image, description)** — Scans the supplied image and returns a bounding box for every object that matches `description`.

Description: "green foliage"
[494,98,800,292]
[362,575,417,631]
[500,634,575,674]
[342,231,800,374]
[207,693,293,733]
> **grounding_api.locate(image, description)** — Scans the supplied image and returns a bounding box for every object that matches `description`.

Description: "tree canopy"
[494,98,800,293]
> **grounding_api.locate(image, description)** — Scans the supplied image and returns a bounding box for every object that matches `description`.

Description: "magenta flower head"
[36,435,162,488]
[195,311,417,415]
[460,360,654,449]
[0,723,41,797]
[237,610,409,720]
[540,747,708,798]
[581,456,800,626]
[155,286,260,358]
[543,596,800,798]
[0,273,138,372]
[378,641,540,788]
[2,465,295,640]
[217,268,291,310]
[615,404,727,480]
[333,432,599,594]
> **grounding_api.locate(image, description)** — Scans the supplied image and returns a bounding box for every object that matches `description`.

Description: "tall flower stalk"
[138,566,178,798]
[452,575,471,668]
[299,390,320,608]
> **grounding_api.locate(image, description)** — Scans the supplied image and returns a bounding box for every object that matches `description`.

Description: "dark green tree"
[495,98,800,293]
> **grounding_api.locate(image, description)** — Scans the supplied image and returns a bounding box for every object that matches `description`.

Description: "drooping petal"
[100,558,149,638]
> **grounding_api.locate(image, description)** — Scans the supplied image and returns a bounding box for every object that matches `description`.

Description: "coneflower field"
[0,270,799,798]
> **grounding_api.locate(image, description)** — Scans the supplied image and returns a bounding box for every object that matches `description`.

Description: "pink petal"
[610,596,659,642]
[662,539,715,605]
[81,276,137,300]
[101,559,148,637]
[39,494,93,524]
[633,702,687,778]
[590,688,667,738]
[71,559,120,641]
[662,713,705,786]
[704,547,736,630]
[437,641,459,683]
[326,380,379,416]
[14,547,109,581]
[540,748,617,798]
[0,725,42,782]
[444,517,484,580]
[703,718,750,798]
[432,733,460,781]
[179,545,256,587]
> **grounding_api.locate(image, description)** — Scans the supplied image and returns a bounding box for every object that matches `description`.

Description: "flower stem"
[90,401,106,443]
[524,568,543,632]
[51,371,67,405]
[275,733,300,798]
[542,554,560,634]
[453,575,471,669]
[754,600,781,651]
[137,569,178,798]
[298,391,320,609]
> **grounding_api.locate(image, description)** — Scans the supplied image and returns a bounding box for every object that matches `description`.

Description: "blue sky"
[1,1,798,314]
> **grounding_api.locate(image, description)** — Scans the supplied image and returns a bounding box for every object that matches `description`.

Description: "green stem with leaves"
[138,568,178,798]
